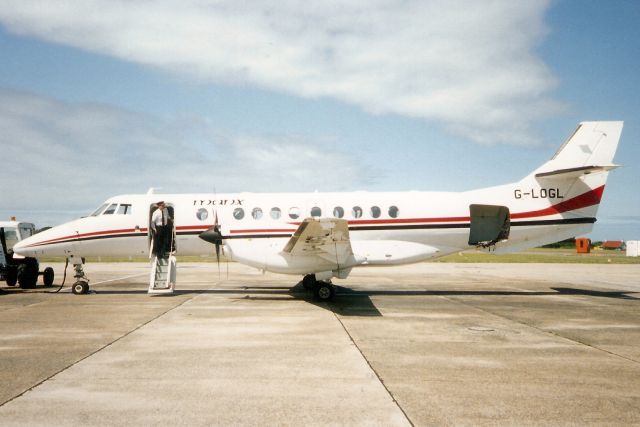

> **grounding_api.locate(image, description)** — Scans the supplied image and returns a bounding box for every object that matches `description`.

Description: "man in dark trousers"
[151,201,170,257]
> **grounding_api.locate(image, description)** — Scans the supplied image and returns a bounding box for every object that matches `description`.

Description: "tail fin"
[532,121,623,178]
[492,121,623,253]
[515,121,623,222]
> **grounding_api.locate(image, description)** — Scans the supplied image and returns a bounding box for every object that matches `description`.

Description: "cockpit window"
[103,203,118,215]
[91,203,109,216]
[117,204,132,215]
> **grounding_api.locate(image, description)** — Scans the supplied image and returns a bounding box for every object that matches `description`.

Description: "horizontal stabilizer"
[535,164,620,180]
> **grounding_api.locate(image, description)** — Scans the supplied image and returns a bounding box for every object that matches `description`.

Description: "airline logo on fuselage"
[193,199,244,206]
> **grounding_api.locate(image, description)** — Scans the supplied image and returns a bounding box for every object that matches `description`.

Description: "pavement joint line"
[0,281,215,408]
[90,272,149,286]
[436,293,640,366]
[329,303,415,427]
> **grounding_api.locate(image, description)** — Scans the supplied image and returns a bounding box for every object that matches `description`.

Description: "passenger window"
[310,206,321,217]
[270,207,281,220]
[117,204,132,215]
[252,207,263,220]
[233,208,245,220]
[370,206,381,218]
[91,203,109,216]
[196,208,208,221]
[388,206,399,218]
[333,206,344,218]
[352,206,363,219]
[103,203,118,215]
[289,207,300,220]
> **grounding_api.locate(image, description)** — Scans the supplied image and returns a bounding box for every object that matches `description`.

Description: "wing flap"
[282,218,353,265]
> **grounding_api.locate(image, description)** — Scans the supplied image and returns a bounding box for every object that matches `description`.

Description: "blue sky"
[0,0,638,241]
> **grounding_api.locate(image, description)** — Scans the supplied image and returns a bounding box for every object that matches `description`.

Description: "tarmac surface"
[1,261,639,426]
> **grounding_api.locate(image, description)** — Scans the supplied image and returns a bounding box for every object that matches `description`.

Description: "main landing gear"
[71,259,90,295]
[302,274,336,301]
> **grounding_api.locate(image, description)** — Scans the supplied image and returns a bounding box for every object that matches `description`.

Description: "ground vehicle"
[0,220,54,289]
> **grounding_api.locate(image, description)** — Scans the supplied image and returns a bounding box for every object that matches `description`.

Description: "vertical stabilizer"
[533,121,623,176]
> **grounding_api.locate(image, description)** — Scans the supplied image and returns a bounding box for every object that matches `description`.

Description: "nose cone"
[12,235,38,257]
[12,223,77,258]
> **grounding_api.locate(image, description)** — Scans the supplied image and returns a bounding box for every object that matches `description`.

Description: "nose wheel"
[72,281,89,295]
[70,259,90,295]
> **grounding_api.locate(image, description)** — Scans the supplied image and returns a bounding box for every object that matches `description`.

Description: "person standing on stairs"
[151,201,170,257]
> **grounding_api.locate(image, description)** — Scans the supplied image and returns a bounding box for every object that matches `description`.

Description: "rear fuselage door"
[468,204,510,247]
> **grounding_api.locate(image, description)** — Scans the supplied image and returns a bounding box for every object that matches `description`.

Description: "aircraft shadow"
[5,284,635,318]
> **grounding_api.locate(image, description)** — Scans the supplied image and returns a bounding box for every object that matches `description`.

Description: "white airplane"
[13,121,623,299]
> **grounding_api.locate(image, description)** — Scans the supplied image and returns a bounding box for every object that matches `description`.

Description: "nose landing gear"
[70,259,90,295]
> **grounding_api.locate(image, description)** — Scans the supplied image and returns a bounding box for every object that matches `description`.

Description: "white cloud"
[0,89,370,215]
[0,0,561,145]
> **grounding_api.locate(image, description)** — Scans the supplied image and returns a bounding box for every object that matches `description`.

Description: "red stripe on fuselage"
[510,185,604,219]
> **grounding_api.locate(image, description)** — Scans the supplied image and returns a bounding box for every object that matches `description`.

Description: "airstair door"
[148,202,177,295]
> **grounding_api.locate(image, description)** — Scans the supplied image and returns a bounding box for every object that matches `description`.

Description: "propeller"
[198,211,225,277]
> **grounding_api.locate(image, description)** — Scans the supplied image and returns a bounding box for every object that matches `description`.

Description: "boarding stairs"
[148,235,176,295]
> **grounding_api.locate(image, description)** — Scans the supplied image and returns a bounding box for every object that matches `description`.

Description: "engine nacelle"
[351,240,440,265]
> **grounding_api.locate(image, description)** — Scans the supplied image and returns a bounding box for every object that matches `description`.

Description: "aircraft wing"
[282,218,353,265]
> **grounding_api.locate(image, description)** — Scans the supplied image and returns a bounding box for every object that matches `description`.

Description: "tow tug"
[0,218,54,289]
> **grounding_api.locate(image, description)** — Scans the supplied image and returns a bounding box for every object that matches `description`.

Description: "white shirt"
[151,207,168,231]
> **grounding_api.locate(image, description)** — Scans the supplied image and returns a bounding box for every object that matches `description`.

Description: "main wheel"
[313,281,335,301]
[18,259,38,289]
[5,267,17,286]
[72,281,89,295]
[43,267,55,287]
[302,274,316,290]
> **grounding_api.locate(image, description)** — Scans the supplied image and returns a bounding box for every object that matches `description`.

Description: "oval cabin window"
[196,208,208,221]
[289,207,300,220]
[270,207,281,220]
[233,208,245,220]
[252,207,263,220]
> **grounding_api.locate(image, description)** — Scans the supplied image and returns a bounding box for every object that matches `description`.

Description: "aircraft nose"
[11,237,34,257]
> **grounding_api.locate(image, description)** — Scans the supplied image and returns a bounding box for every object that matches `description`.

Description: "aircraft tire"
[18,259,38,289]
[302,274,315,290]
[313,281,335,301]
[5,267,17,286]
[72,281,89,295]
[43,267,55,287]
